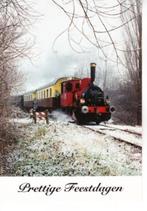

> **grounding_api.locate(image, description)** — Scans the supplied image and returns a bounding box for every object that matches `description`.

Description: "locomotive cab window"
[75,83,80,89]
[61,83,64,93]
[65,82,72,92]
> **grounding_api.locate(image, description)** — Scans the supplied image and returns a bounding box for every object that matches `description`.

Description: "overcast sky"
[19,0,141,92]
[20,0,97,92]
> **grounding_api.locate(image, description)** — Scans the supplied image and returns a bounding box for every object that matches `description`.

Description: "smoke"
[51,110,72,122]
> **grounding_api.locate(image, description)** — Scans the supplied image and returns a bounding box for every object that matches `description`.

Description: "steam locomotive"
[16,63,114,124]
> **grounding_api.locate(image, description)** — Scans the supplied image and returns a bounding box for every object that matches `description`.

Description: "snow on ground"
[9,118,32,124]
[4,111,142,176]
[85,125,142,147]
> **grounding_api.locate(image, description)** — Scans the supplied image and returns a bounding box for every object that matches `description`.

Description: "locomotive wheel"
[72,110,85,125]
[96,120,100,125]
[96,117,101,125]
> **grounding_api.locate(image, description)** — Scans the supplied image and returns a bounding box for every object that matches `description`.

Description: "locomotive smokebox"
[90,63,96,83]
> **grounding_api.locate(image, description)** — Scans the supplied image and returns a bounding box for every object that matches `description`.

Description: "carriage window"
[65,82,72,92]
[75,83,80,89]
[47,89,49,98]
[50,88,52,97]
[44,90,46,98]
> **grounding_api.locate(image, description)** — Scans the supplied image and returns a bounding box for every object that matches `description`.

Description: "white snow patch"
[10,118,32,124]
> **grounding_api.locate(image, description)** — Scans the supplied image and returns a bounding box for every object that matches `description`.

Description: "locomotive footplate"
[83,112,111,122]
[74,107,111,124]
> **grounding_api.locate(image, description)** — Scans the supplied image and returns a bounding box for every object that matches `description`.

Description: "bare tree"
[0,0,32,144]
[51,0,142,125]
[119,0,142,125]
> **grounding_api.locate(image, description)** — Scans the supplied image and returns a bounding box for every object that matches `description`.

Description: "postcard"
[0,0,145,210]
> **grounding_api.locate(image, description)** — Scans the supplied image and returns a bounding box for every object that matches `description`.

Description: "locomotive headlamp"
[106,99,110,104]
[80,98,85,104]
[105,95,110,104]
[81,106,88,114]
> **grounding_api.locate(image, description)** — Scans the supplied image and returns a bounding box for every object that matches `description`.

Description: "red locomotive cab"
[73,78,91,100]
[60,78,92,108]
[61,79,81,108]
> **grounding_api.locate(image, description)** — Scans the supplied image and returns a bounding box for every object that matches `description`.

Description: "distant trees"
[120,0,142,124]
[52,0,142,125]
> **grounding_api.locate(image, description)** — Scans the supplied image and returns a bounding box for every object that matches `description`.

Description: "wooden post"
[33,110,37,124]
[45,109,49,124]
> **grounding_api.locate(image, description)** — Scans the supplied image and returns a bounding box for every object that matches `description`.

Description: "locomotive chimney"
[90,63,96,83]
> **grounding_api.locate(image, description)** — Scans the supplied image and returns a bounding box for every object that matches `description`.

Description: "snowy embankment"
[5,110,142,176]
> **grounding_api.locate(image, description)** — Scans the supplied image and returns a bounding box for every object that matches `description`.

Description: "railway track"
[80,124,142,150]
[100,123,142,136]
